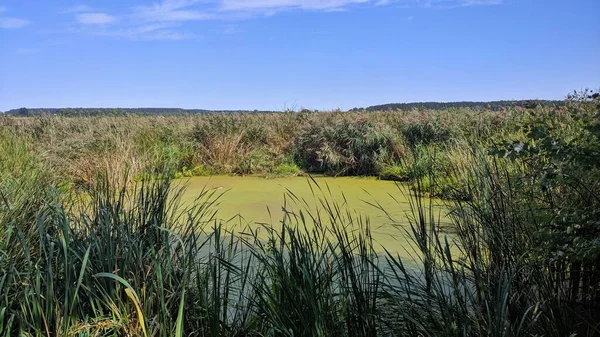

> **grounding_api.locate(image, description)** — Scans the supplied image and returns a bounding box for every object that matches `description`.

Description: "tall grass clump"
[294,117,406,176]
[0,160,386,335]
[0,163,226,335]
[379,151,598,336]
[377,92,600,336]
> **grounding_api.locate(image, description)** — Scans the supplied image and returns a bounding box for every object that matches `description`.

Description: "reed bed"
[1,91,599,336]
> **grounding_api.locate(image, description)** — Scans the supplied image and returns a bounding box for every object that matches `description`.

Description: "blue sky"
[0,0,598,111]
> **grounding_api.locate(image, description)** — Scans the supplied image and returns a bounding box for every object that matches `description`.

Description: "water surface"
[178,176,450,254]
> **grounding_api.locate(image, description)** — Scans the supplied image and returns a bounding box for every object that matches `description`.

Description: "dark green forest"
[2,107,279,116]
[3,99,565,116]
[351,99,565,112]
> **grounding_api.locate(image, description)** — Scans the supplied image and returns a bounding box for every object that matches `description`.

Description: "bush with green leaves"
[488,90,600,316]
[402,121,454,148]
[294,118,406,176]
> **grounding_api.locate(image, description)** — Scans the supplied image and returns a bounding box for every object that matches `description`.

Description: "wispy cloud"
[63,1,208,40]
[0,7,30,29]
[0,17,29,28]
[219,0,370,12]
[134,0,213,22]
[214,0,501,15]
[76,13,117,25]
[63,5,96,14]
[393,0,502,8]
[62,0,502,40]
[460,0,502,6]
[94,23,199,40]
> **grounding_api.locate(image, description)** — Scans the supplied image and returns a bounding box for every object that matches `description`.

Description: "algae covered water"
[177,175,450,253]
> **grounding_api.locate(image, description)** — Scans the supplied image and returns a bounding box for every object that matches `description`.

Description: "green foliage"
[294,118,405,176]
[2,88,600,337]
[172,165,212,179]
[271,162,302,177]
[4,107,281,116]
[0,130,54,216]
[190,164,212,176]
[354,99,565,112]
[378,164,410,181]
[2,90,599,336]
[236,149,274,174]
[402,122,454,147]
[487,91,600,322]
[4,100,565,116]
[0,103,519,184]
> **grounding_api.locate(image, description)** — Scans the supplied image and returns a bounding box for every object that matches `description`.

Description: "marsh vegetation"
[1,91,599,336]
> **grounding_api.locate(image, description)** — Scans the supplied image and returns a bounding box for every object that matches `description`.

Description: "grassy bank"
[1,91,599,336]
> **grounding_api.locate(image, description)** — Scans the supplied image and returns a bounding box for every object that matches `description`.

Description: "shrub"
[271,163,301,177]
[294,118,405,176]
[402,122,453,147]
[379,164,410,181]
[235,149,275,174]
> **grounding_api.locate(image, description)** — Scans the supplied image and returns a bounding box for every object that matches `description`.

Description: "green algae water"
[177,175,450,254]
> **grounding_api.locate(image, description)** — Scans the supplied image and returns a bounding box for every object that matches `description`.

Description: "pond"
[177,175,451,254]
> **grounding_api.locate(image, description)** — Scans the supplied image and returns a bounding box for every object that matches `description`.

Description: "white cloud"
[101,29,197,40]
[0,17,30,29]
[134,0,377,18]
[63,5,96,13]
[99,23,199,40]
[130,0,501,25]
[134,0,212,22]
[215,0,501,14]
[64,0,502,40]
[219,0,370,11]
[142,30,198,40]
[394,0,502,8]
[76,13,117,25]
[460,0,502,5]
[140,0,204,12]
[64,3,199,40]
[84,0,211,40]
[0,7,30,29]
[139,9,212,21]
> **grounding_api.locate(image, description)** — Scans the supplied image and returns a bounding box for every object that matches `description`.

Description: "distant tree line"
[349,100,565,112]
[2,100,566,116]
[2,107,279,116]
